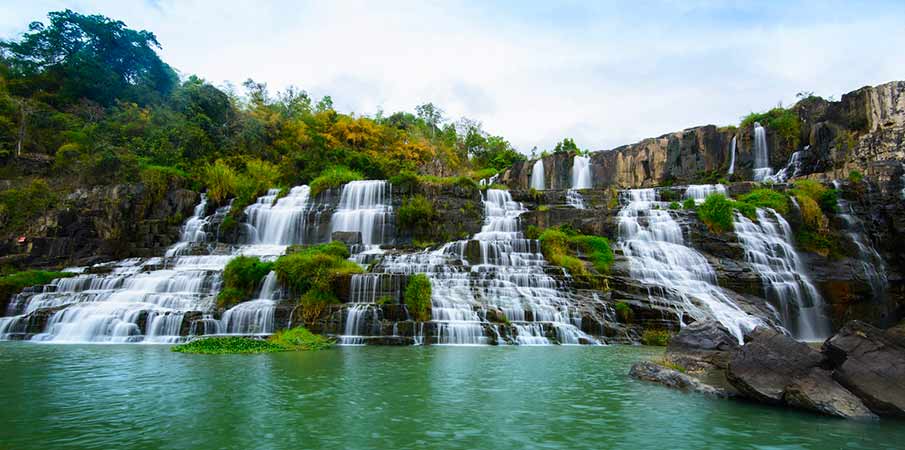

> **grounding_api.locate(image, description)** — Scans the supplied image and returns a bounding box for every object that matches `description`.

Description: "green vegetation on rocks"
[309,166,363,197]
[217,256,274,309]
[741,106,801,148]
[398,195,436,238]
[404,273,432,321]
[641,329,671,346]
[696,194,737,233]
[539,226,614,281]
[273,242,362,322]
[172,326,333,354]
[0,270,75,302]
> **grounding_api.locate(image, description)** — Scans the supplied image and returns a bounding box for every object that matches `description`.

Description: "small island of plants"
[171,326,334,355]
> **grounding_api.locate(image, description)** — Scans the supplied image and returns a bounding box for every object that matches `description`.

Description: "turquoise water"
[0,343,901,449]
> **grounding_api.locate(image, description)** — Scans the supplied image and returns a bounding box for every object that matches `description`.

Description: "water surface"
[0,343,901,449]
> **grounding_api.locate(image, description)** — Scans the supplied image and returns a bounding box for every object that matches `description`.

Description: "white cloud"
[2,0,904,153]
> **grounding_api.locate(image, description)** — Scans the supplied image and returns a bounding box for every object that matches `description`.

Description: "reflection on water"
[0,343,902,449]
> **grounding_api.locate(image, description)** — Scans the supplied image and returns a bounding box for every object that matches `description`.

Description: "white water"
[618,188,761,342]
[530,159,545,191]
[165,194,209,258]
[244,186,313,245]
[568,155,592,209]
[752,122,773,181]
[831,181,887,299]
[684,184,726,204]
[733,209,830,340]
[728,136,736,175]
[219,271,278,334]
[566,189,586,209]
[765,150,804,183]
[330,180,392,246]
[374,189,598,345]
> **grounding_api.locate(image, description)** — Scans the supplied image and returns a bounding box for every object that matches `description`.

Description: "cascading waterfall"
[568,155,592,209]
[166,194,209,258]
[728,136,736,175]
[733,209,830,340]
[831,181,887,299]
[752,122,773,181]
[684,184,726,204]
[618,188,761,342]
[220,271,278,334]
[530,159,545,191]
[244,186,313,246]
[765,149,805,183]
[330,180,392,250]
[372,189,597,345]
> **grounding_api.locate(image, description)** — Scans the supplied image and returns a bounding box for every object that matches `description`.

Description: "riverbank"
[1,343,902,449]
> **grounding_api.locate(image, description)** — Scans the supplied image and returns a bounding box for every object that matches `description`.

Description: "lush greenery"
[217,256,274,309]
[397,194,436,239]
[172,336,287,354]
[273,242,362,322]
[740,106,800,148]
[404,273,432,322]
[790,180,839,256]
[0,10,526,239]
[172,326,333,354]
[696,194,737,233]
[538,226,614,284]
[614,302,633,323]
[736,188,789,216]
[0,269,75,303]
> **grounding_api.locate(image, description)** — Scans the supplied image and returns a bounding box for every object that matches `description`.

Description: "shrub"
[641,329,671,346]
[404,273,432,321]
[388,170,419,192]
[682,198,696,209]
[697,194,735,233]
[524,225,541,240]
[0,178,57,233]
[795,194,826,231]
[234,159,280,206]
[571,235,615,273]
[398,195,436,234]
[737,189,789,215]
[669,201,680,210]
[818,189,839,214]
[172,336,286,354]
[140,164,187,205]
[269,326,334,351]
[848,170,863,183]
[273,242,362,322]
[216,287,246,309]
[217,256,274,308]
[614,302,633,323]
[202,160,239,204]
[740,107,800,148]
[539,227,613,275]
[309,166,363,197]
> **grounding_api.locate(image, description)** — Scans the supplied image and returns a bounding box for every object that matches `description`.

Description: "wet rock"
[784,368,877,420]
[822,321,905,416]
[667,320,739,371]
[629,361,731,397]
[726,327,824,404]
[331,231,362,246]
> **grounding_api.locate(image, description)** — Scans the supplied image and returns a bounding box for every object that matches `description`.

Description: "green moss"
[388,171,420,192]
[398,195,436,236]
[669,201,680,210]
[218,256,274,308]
[309,166,363,197]
[848,170,863,183]
[0,178,57,234]
[404,273,432,321]
[641,329,671,346]
[269,326,334,351]
[614,302,633,323]
[0,270,75,302]
[537,205,550,212]
[274,242,362,322]
[682,198,696,210]
[538,226,614,275]
[736,189,789,216]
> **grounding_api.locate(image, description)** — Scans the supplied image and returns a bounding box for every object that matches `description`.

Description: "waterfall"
[165,194,209,258]
[618,188,761,342]
[765,150,804,183]
[728,136,736,175]
[568,155,591,209]
[530,160,545,191]
[338,304,380,345]
[831,181,887,300]
[373,189,598,345]
[683,184,726,205]
[220,271,278,334]
[330,180,392,246]
[752,122,773,181]
[244,186,313,245]
[571,155,592,189]
[733,209,830,340]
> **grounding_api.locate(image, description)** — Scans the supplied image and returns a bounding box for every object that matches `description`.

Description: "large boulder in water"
[784,368,877,420]
[726,327,824,404]
[822,321,905,417]
[667,320,739,370]
[629,361,731,397]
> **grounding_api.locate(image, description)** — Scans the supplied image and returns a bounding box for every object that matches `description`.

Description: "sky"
[2,0,905,154]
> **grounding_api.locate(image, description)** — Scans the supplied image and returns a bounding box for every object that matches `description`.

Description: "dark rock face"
[629,361,732,397]
[783,368,877,420]
[667,320,740,370]
[726,327,824,404]
[822,321,905,416]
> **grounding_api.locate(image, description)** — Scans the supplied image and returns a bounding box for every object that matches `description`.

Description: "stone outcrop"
[629,360,732,397]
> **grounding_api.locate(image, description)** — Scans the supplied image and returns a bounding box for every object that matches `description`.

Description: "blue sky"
[2,0,904,154]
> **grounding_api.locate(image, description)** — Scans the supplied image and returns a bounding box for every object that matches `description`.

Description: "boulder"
[726,327,824,404]
[784,368,877,420]
[667,320,740,371]
[629,361,731,397]
[822,321,905,416]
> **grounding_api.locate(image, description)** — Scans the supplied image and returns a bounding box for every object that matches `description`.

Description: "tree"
[1,10,177,106]
[553,138,579,154]
[415,102,443,138]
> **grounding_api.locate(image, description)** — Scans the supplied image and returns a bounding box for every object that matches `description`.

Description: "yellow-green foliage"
[0,270,75,304]
[641,329,671,346]
[398,195,436,235]
[790,180,836,256]
[538,226,614,276]
[404,273,432,321]
[309,166,363,197]
[736,189,789,216]
[140,164,187,205]
[201,160,238,204]
[217,256,274,309]
[269,326,334,351]
[614,302,633,323]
